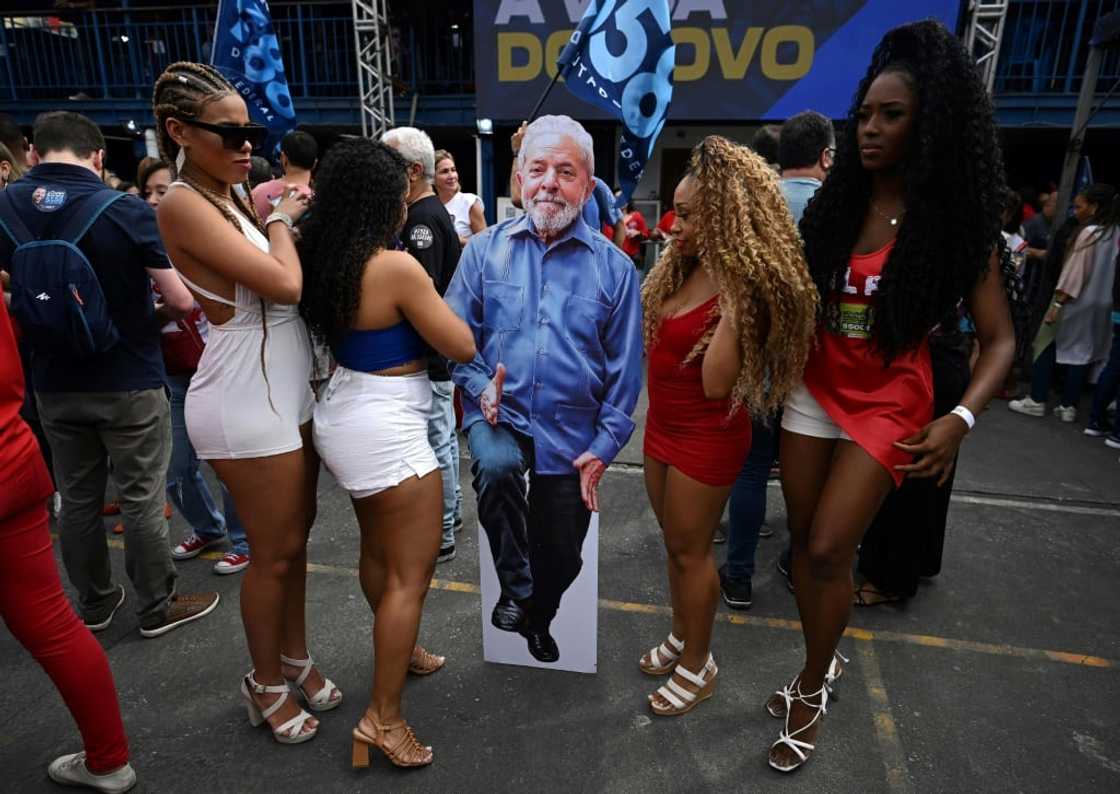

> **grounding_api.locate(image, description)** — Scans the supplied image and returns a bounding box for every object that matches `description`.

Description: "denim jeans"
[468,421,591,627]
[166,374,248,556]
[1030,341,1088,407]
[1089,325,1120,426]
[726,417,776,581]
[428,380,460,548]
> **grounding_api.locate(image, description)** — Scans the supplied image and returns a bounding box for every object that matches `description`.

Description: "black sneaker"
[84,585,126,633]
[758,521,774,538]
[718,564,752,610]
[437,544,456,563]
[1084,419,1111,437]
[1106,433,1120,450]
[713,523,727,544]
[452,517,464,534]
[777,546,794,592]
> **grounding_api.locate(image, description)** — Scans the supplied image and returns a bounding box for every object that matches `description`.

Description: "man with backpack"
[0,111,220,638]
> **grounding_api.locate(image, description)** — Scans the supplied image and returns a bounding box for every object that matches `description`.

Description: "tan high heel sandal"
[408,644,446,676]
[351,713,433,769]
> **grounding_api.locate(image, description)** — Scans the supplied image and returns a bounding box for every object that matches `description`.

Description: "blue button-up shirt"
[445,213,643,475]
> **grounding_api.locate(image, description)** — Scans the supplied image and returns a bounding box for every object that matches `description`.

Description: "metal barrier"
[0,2,474,102]
[994,0,1120,94]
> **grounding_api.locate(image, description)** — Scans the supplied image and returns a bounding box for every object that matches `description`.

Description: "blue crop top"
[333,321,428,372]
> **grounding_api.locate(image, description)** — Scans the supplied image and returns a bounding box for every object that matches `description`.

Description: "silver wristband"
[950,405,976,431]
[265,211,294,230]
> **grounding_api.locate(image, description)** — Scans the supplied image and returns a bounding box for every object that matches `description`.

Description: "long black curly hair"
[799,19,1007,362]
[298,138,409,345]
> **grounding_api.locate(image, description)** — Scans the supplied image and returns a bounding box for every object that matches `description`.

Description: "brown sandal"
[408,644,445,676]
[351,713,433,768]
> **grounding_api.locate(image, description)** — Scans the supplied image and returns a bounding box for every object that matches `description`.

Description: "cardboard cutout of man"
[445,115,643,664]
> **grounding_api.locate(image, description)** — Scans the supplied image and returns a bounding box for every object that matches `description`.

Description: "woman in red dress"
[767,21,1015,772]
[639,136,818,715]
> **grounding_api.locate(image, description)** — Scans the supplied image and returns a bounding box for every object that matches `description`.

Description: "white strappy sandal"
[766,650,848,718]
[769,679,828,772]
[281,654,343,712]
[639,632,685,676]
[649,654,718,716]
[240,672,317,745]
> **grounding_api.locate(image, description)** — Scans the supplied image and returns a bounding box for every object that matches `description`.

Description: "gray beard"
[526,195,580,236]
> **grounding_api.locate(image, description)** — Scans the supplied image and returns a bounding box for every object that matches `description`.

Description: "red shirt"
[802,242,933,486]
[0,298,54,520]
[656,210,676,235]
[622,211,649,259]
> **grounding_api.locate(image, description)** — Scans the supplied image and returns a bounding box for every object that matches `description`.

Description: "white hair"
[517,115,594,177]
[381,126,435,183]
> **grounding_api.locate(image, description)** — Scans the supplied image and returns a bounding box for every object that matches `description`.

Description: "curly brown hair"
[641,135,818,417]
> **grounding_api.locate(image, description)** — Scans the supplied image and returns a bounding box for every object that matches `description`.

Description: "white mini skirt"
[781,383,853,441]
[312,367,438,499]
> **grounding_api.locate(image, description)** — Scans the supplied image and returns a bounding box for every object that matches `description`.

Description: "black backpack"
[0,187,124,357]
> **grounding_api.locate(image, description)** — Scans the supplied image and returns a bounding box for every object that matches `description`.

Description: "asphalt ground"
[3,391,1119,793]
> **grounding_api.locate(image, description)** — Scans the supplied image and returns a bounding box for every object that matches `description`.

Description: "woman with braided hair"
[638,135,817,716]
[765,21,1015,772]
[153,61,340,745]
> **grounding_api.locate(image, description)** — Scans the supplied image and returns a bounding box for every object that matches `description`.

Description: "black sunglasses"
[183,119,268,151]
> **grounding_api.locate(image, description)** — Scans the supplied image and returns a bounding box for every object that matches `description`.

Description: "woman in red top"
[639,136,818,716]
[767,21,1015,772]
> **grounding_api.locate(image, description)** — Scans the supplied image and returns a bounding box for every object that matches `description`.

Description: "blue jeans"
[427,380,460,548]
[1089,325,1120,426]
[726,417,776,581]
[166,374,248,555]
[468,421,590,627]
[1030,341,1088,407]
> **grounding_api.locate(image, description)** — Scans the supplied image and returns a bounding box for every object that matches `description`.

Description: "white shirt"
[442,191,483,240]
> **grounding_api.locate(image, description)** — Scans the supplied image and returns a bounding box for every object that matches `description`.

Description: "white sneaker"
[1054,405,1077,423]
[47,752,137,793]
[1009,396,1046,417]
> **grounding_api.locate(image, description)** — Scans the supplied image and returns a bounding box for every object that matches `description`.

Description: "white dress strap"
[177,270,237,309]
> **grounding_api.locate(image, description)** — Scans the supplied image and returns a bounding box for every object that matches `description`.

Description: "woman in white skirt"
[298,139,475,770]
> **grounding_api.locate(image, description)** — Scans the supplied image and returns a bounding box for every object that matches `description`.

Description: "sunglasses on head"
[183,119,268,151]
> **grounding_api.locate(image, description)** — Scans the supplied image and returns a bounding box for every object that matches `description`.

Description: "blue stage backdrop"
[473,0,961,121]
[211,0,298,157]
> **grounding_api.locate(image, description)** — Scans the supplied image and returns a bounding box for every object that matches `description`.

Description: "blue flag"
[210,0,297,157]
[556,1,675,207]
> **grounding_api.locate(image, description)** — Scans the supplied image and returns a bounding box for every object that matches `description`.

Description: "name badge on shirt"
[825,301,875,339]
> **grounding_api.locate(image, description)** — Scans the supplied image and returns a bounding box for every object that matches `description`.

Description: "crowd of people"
[0,15,1114,792]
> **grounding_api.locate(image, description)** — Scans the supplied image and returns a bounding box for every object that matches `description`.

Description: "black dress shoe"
[491,596,527,632]
[520,624,559,663]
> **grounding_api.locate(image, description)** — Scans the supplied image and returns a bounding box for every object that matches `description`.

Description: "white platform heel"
[280,654,343,712]
[240,672,317,744]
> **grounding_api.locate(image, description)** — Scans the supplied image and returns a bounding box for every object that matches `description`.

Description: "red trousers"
[0,504,129,773]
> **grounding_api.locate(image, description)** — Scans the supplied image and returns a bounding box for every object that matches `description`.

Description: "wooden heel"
[351,736,370,769]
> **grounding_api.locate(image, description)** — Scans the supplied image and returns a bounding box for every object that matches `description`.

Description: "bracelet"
[950,405,976,431]
[265,211,293,230]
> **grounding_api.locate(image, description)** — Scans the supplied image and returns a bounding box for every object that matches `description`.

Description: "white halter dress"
[170,181,314,459]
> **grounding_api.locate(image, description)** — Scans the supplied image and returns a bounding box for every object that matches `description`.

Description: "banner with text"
[474,0,961,121]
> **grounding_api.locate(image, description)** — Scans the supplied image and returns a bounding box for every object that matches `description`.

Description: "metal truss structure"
[351,0,395,138]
